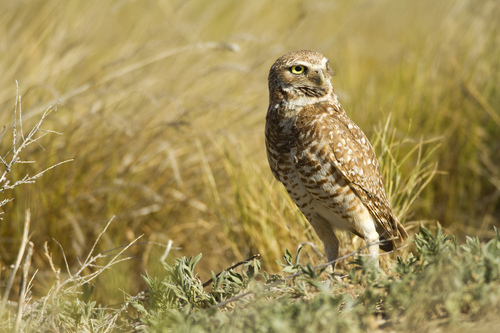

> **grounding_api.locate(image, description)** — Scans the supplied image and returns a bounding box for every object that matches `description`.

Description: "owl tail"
[396,220,409,241]
[378,217,409,252]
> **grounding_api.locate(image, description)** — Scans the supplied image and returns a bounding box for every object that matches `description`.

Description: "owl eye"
[290,65,306,74]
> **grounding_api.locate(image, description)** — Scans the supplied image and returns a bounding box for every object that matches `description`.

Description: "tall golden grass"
[1,0,499,304]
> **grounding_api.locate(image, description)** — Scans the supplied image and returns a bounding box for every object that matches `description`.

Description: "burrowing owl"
[265,50,408,268]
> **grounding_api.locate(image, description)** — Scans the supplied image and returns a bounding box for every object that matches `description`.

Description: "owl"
[265,50,408,269]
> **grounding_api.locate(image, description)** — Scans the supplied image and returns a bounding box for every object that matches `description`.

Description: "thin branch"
[202,254,261,287]
[0,209,31,317]
[15,241,34,333]
[83,217,115,267]
[13,81,19,152]
[53,239,72,279]
[160,239,173,266]
[25,159,73,182]
[81,234,144,285]
[44,241,61,283]
[3,160,73,191]
[298,242,327,261]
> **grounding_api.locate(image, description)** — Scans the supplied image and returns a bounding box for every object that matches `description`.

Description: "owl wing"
[294,104,407,249]
[265,105,287,181]
[328,109,408,248]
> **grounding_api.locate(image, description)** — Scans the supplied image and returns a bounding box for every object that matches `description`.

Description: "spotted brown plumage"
[265,50,408,268]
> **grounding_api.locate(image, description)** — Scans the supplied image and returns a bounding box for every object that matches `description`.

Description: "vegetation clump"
[133,225,500,332]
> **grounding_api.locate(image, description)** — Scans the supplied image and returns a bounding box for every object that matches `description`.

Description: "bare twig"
[100,289,149,333]
[3,159,73,191]
[298,242,327,261]
[1,86,71,196]
[0,209,31,317]
[12,81,19,152]
[160,239,173,265]
[44,217,144,289]
[53,239,72,279]
[83,217,115,266]
[81,233,144,285]
[202,254,261,287]
[15,241,34,333]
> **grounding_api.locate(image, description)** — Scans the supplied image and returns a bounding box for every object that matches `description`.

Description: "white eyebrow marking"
[291,61,314,67]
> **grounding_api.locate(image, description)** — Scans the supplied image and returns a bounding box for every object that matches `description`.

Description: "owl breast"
[265,100,370,233]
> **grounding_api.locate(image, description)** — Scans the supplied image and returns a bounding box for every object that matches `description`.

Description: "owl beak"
[315,69,326,86]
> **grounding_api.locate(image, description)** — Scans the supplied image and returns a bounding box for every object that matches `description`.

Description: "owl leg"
[308,215,339,269]
[363,226,380,268]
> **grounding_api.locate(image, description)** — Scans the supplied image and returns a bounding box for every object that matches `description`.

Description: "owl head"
[268,50,335,101]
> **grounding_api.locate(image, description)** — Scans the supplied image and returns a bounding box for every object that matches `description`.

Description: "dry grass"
[0,0,499,318]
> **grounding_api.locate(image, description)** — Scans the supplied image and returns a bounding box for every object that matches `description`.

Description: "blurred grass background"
[0,0,499,304]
